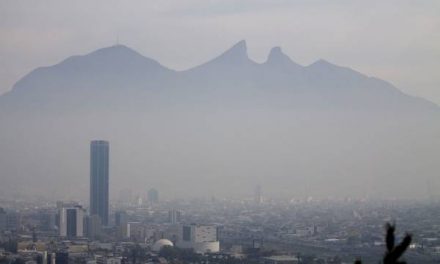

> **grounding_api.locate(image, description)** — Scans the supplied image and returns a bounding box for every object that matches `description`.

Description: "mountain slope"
[0,45,176,113]
[0,41,439,200]
[1,41,438,114]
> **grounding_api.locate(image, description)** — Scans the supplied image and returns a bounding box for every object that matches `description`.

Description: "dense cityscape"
[0,141,439,264]
[1,2,440,264]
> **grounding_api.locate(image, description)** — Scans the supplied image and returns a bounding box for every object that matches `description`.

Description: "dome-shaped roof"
[152,239,174,252]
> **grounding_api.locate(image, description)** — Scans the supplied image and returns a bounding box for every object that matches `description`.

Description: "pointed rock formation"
[265,46,302,71]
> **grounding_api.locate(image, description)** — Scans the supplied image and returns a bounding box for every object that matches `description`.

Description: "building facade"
[59,206,84,238]
[177,224,220,253]
[85,214,102,240]
[147,188,159,203]
[0,208,6,231]
[90,140,109,226]
[168,209,181,224]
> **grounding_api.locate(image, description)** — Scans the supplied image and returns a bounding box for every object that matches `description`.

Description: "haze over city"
[1,2,440,264]
[0,1,439,201]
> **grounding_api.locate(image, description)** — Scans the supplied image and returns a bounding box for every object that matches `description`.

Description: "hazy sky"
[1,0,439,104]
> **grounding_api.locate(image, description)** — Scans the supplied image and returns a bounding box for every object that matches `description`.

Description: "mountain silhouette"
[0,41,438,199]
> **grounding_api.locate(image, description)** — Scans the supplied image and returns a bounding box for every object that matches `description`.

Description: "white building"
[176,224,220,253]
[126,222,147,241]
[59,206,85,238]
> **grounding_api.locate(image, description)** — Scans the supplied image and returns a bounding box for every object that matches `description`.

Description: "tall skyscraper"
[90,140,109,226]
[254,185,263,204]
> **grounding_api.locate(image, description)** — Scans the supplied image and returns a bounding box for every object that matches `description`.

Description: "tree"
[355,223,411,264]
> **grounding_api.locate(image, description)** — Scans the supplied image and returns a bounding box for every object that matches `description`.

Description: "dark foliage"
[356,223,412,264]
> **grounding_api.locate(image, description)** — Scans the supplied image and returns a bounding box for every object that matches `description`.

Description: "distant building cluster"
[1,140,439,264]
[0,140,225,264]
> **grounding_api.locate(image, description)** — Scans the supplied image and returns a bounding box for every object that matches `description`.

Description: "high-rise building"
[168,209,181,224]
[90,140,109,226]
[115,211,128,239]
[148,188,159,203]
[39,210,57,231]
[0,208,6,231]
[6,211,21,231]
[59,205,84,238]
[85,214,101,240]
[115,211,128,227]
[254,185,263,204]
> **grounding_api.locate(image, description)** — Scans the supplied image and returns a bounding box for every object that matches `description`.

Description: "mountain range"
[0,41,439,200]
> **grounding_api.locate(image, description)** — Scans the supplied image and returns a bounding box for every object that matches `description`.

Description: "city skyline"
[0,2,438,263]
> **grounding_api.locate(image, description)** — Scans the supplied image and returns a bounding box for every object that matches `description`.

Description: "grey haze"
[0,41,439,201]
